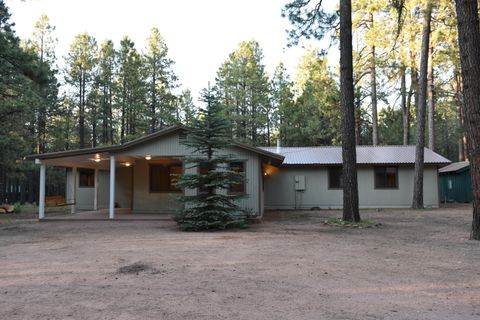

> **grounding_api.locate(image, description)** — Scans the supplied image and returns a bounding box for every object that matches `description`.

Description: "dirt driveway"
[1,206,479,320]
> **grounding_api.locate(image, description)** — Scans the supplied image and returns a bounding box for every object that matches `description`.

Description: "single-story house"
[26,125,451,220]
[439,161,472,203]
[261,146,450,209]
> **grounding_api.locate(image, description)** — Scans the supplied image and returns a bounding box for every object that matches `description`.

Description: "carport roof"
[25,125,285,164]
[259,145,451,166]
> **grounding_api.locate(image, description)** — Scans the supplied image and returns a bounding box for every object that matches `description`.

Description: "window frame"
[328,166,343,190]
[78,169,95,188]
[228,160,246,195]
[374,166,399,189]
[149,163,183,193]
[197,165,210,195]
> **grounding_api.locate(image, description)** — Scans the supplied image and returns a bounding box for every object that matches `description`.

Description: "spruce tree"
[174,88,246,231]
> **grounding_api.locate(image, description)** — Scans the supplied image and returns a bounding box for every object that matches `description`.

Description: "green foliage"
[282,0,337,46]
[378,106,403,145]
[177,89,196,126]
[290,50,341,146]
[145,27,178,131]
[174,88,246,231]
[216,40,270,145]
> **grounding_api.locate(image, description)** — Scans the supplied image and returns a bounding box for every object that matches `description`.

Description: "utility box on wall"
[294,175,306,191]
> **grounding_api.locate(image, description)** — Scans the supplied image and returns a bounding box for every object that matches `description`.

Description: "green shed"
[439,161,472,203]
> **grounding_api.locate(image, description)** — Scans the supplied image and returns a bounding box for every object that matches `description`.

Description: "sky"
[5,0,337,101]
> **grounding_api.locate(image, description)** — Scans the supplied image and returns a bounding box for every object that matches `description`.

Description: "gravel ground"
[0,205,479,320]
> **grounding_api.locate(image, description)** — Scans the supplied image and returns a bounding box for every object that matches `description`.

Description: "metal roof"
[259,145,451,166]
[26,125,284,164]
[438,161,470,173]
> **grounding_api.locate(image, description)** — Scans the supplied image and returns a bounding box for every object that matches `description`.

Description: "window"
[228,162,245,194]
[150,163,183,193]
[198,165,209,194]
[169,164,183,192]
[374,166,398,189]
[328,167,342,189]
[79,169,94,187]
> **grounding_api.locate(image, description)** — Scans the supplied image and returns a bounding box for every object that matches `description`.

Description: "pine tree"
[283,0,360,221]
[174,88,246,231]
[65,33,98,148]
[216,40,270,145]
[455,0,480,240]
[144,28,177,132]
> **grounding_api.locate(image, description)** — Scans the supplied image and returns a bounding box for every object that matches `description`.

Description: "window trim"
[78,169,95,188]
[374,166,399,189]
[328,166,343,190]
[228,160,247,195]
[197,165,210,195]
[149,163,183,193]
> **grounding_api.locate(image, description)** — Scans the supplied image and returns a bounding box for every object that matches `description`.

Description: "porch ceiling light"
[124,162,131,167]
[88,154,107,162]
[145,155,151,160]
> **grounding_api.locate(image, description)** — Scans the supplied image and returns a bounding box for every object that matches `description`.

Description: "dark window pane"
[198,165,209,194]
[229,162,245,194]
[150,163,182,192]
[169,164,183,192]
[375,167,398,188]
[329,167,342,188]
[79,169,94,187]
[150,165,168,192]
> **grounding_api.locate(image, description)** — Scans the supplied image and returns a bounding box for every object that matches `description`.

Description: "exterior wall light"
[145,155,152,160]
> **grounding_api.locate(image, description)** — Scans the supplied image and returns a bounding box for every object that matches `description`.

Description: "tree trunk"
[427,46,435,150]
[401,64,408,145]
[340,0,360,222]
[370,14,378,146]
[455,70,466,161]
[412,1,433,209]
[355,86,361,145]
[455,0,480,240]
[79,74,85,149]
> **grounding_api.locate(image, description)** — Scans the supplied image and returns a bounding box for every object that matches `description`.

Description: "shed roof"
[259,145,451,166]
[438,161,470,173]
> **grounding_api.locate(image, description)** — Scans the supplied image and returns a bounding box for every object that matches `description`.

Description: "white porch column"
[93,168,99,211]
[70,167,77,214]
[38,162,46,220]
[109,155,115,219]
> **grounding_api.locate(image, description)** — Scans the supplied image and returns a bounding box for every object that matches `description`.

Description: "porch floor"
[42,208,172,221]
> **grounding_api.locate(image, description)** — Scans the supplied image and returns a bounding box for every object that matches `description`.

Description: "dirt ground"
[1,205,479,320]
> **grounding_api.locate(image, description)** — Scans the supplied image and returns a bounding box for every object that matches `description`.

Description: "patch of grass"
[323,218,382,228]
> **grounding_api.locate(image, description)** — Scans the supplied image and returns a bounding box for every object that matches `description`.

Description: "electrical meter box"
[294,175,306,191]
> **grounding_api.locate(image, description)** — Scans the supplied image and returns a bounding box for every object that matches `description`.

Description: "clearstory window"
[328,167,342,189]
[374,166,398,189]
[79,169,94,188]
[228,161,245,194]
[150,163,183,193]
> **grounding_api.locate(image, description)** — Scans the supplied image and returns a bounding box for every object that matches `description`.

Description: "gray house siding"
[67,132,263,216]
[66,168,131,210]
[264,166,439,209]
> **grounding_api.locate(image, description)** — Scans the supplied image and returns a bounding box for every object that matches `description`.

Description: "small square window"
[374,167,398,189]
[150,163,183,193]
[328,167,342,189]
[79,169,94,188]
[228,162,245,194]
